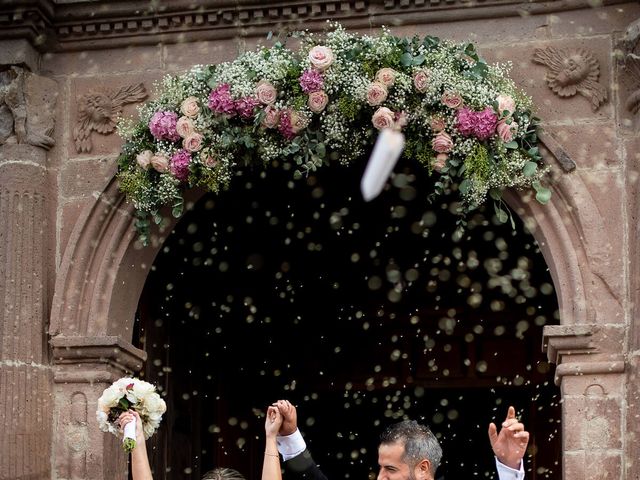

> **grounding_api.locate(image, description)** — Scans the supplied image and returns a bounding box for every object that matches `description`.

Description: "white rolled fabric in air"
[360,128,405,202]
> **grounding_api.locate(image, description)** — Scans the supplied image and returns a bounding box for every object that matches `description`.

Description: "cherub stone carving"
[0,65,56,149]
[532,46,608,111]
[73,83,147,153]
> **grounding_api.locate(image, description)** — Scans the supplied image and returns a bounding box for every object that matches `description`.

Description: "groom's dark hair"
[380,420,443,475]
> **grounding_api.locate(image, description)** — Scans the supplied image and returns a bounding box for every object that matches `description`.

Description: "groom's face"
[377,442,411,480]
[377,442,431,480]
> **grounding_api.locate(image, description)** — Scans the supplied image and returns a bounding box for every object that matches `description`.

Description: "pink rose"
[180,97,200,118]
[371,107,395,130]
[308,91,329,113]
[308,46,334,71]
[176,116,195,138]
[255,80,277,105]
[432,153,448,172]
[366,82,388,106]
[375,68,396,87]
[496,94,516,116]
[150,153,170,173]
[441,91,463,109]
[430,116,446,132]
[496,119,518,142]
[413,69,430,93]
[289,110,308,134]
[202,152,217,168]
[261,105,281,129]
[183,132,204,152]
[136,150,153,170]
[432,131,454,153]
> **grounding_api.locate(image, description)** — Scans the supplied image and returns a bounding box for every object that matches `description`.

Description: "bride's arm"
[262,406,283,480]
[120,411,153,480]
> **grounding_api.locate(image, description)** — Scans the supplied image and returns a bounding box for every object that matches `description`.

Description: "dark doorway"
[134,154,561,479]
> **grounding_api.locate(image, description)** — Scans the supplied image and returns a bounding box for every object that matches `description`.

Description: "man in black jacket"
[273,400,529,480]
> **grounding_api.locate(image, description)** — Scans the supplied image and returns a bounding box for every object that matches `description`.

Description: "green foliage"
[117,169,153,200]
[337,97,361,121]
[464,143,490,183]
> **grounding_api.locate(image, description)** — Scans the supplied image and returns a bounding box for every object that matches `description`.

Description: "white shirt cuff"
[495,457,525,480]
[276,429,306,461]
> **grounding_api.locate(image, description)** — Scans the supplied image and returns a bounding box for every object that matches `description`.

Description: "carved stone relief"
[68,392,88,479]
[532,46,608,111]
[620,18,640,118]
[73,83,147,153]
[0,65,57,150]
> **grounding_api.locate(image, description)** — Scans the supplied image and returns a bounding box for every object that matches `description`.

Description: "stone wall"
[1,0,639,478]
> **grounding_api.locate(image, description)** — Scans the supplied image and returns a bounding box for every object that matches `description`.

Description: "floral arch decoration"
[117,24,550,245]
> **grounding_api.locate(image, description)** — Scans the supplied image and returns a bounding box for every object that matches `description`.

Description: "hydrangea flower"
[170,149,192,182]
[149,111,180,142]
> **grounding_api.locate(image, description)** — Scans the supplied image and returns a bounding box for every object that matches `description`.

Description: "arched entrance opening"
[134,155,561,479]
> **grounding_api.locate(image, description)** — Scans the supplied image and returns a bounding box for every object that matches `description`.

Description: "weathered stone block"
[163,38,245,72]
[565,450,622,480]
[392,13,550,45]
[562,392,622,450]
[549,123,618,169]
[59,197,93,257]
[549,4,640,38]
[42,45,163,77]
[60,157,117,199]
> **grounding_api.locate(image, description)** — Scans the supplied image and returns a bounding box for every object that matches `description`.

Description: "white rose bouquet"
[96,377,166,452]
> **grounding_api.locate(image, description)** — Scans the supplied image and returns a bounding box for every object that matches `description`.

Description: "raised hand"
[118,410,144,442]
[265,406,284,439]
[488,406,530,470]
[275,399,297,436]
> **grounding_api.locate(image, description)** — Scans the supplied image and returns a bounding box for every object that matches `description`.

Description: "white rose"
[308,46,334,71]
[99,387,122,408]
[132,380,155,399]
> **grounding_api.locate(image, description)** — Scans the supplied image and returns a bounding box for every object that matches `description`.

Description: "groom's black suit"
[284,450,447,480]
[284,449,328,480]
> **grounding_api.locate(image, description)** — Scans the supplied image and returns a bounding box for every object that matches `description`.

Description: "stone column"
[618,17,640,480]
[51,336,146,480]
[0,144,52,480]
[543,325,626,480]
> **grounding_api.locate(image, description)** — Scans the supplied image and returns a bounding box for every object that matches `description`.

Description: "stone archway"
[49,138,624,478]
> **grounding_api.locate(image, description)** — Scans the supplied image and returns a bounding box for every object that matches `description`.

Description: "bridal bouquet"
[96,377,166,452]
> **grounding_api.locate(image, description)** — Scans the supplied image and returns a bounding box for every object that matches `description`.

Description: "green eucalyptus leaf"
[523,161,538,177]
[494,203,509,223]
[413,54,426,65]
[400,52,414,67]
[459,178,470,195]
[504,141,519,149]
[489,188,502,201]
[535,186,552,204]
